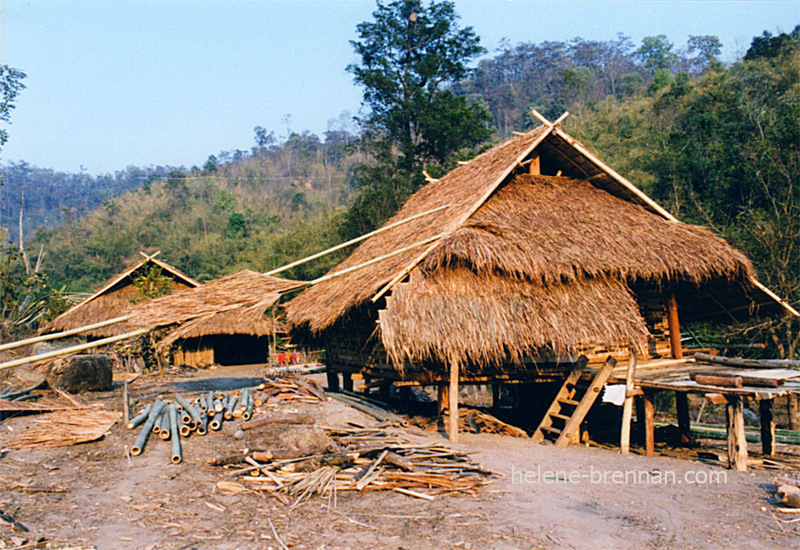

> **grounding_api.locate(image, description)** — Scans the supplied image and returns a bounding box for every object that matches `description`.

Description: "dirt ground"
[1,365,799,550]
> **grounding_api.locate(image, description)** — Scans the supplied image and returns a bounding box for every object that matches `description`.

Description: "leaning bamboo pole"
[264,204,450,277]
[0,315,131,352]
[0,328,151,372]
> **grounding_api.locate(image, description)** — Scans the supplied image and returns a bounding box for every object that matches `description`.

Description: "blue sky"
[1,0,798,174]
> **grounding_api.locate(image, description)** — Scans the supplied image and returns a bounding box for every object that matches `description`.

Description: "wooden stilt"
[676,391,692,446]
[379,383,391,403]
[326,367,340,392]
[789,394,800,431]
[726,395,748,471]
[437,385,449,415]
[759,399,775,457]
[491,384,500,410]
[666,293,683,359]
[448,360,459,442]
[643,390,655,457]
[342,372,353,392]
[620,350,637,455]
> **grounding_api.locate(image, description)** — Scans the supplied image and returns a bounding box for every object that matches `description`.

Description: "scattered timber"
[694,353,800,370]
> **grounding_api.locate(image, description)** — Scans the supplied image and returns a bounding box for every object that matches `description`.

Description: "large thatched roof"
[45,255,199,336]
[286,122,797,368]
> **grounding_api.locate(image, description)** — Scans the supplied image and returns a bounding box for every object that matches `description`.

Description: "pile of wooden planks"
[214,424,494,505]
[260,375,327,405]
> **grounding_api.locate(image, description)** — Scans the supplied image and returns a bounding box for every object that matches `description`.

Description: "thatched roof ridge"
[420,175,754,285]
[285,126,550,331]
[45,256,199,335]
[380,268,649,368]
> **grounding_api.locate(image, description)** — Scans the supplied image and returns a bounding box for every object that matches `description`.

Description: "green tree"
[344,0,492,235]
[0,65,26,153]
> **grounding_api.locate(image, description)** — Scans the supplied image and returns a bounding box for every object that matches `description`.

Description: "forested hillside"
[2,19,799,354]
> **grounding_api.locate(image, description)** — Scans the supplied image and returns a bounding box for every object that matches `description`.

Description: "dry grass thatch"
[379,268,650,368]
[44,257,199,336]
[126,270,302,339]
[286,127,551,332]
[286,128,754,336]
[5,408,121,449]
[420,175,753,285]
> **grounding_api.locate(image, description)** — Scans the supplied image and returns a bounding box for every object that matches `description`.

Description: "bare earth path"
[1,366,797,549]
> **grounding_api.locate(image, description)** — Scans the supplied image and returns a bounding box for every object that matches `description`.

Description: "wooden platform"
[606,356,800,471]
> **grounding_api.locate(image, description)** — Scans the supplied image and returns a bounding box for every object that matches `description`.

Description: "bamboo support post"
[448,360,459,443]
[620,350,637,455]
[676,391,692,446]
[759,399,776,457]
[726,395,748,471]
[789,394,799,431]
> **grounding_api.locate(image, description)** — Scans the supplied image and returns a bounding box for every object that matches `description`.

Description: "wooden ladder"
[533,356,617,447]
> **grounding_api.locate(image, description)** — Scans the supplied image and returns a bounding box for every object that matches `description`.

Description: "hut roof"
[286,124,797,340]
[45,255,199,336]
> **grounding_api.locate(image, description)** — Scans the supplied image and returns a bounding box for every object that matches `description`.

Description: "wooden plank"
[694,352,800,369]
[759,399,775,457]
[726,395,749,471]
[789,394,800,431]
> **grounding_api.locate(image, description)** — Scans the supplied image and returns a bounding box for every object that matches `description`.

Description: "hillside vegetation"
[1,20,799,355]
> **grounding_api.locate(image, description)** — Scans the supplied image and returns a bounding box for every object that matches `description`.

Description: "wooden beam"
[620,351,637,455]
[726,395,749,471]
[449,360,459,442]
[789,394,800,431]
[437,384,449,415]
[666,293,683,359]
[529,155,541,176]
[491,384,501,410]
[759,399,776,457]
[642,390,656,457]
[325,367,340,392]
[676,392,692,446]
[342,372,353,392]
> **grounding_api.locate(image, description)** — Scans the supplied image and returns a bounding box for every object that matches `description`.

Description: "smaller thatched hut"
[125,270,303,367]
[45,253,199,337]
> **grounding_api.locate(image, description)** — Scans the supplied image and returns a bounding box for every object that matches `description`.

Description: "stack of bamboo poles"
[214,424,495,505]
[127,386,259,464]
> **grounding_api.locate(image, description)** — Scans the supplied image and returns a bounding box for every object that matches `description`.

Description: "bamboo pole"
[309,234,445,286]
[0,315,131,352]
[0,328,151,372]
[265,204,450,277]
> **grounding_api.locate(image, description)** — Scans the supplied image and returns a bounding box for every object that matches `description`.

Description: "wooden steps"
[533,356,617,447]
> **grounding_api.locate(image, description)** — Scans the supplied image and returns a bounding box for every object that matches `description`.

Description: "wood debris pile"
[260,375,327,405]
[459,408,528,438]
[215,424,495,505]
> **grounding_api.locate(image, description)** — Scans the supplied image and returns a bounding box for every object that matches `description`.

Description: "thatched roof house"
[45,254,199,338]
[125,270,303,367]
[286,119,797,380]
